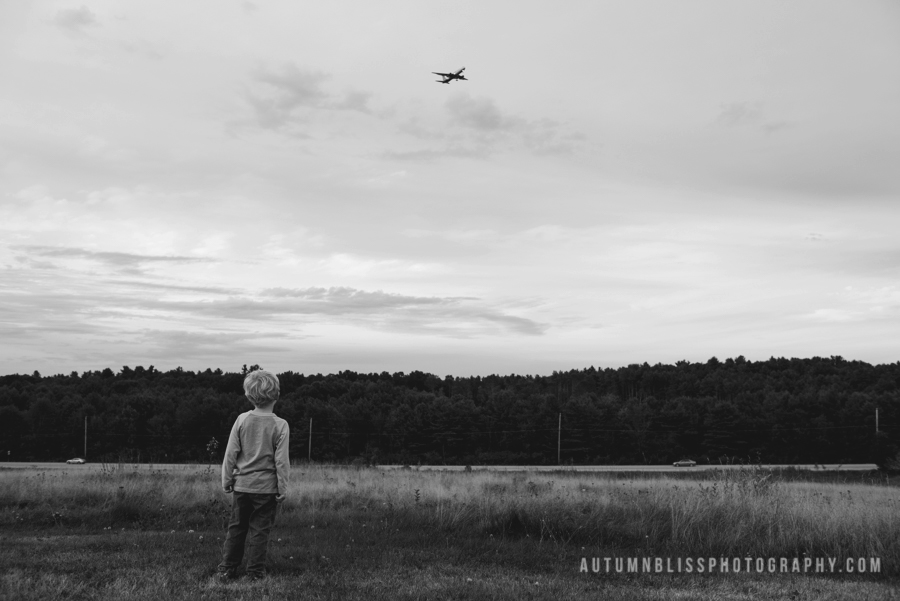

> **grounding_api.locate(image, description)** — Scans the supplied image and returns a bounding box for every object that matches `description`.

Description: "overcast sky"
[1,1,899,377]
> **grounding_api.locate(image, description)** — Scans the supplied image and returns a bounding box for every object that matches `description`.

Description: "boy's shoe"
[215,570,237,583]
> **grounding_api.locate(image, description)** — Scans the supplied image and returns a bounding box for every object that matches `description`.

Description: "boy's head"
[243,369,280,408]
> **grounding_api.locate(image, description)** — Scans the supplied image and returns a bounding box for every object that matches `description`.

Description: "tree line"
[0,356,898,467]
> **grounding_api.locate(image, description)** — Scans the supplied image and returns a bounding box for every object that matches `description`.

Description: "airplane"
[433,67,467,84]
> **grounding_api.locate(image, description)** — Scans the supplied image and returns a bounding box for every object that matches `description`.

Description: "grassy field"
[1,464,898,600]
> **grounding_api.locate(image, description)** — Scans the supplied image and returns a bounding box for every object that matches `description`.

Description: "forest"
[0,355,898,467]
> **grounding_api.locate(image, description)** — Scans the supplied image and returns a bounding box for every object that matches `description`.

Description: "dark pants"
[218,492,278,577]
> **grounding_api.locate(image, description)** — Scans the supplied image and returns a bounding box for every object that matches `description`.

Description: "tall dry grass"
[2,464,897,575]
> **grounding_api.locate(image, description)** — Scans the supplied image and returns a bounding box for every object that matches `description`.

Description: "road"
[0,462,879,472]
[378,464,879,472]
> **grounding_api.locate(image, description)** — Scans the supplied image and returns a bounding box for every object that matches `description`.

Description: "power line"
[5,422,888,439]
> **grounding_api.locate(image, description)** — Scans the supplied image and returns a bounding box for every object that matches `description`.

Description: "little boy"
[217,369,290,581]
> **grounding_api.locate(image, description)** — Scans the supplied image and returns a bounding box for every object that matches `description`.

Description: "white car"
[66,458,86,464]
[673,459,696,467]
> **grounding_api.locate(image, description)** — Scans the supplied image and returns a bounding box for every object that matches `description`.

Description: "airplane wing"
[432,72,451,77]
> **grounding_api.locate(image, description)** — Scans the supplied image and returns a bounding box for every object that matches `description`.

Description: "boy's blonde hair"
[243,369,280,407]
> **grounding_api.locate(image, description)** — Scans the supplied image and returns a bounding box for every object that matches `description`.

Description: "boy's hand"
[224,485,234,494]
[275,494,285,503]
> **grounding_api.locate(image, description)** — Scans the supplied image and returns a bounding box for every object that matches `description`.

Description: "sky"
[1,1,899,377]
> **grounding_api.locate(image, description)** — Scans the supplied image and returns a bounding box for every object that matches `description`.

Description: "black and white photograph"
[1,1,899,599]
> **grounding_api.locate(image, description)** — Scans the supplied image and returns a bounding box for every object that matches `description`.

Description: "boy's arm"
[221,417,242,493]
[274,422,290,502]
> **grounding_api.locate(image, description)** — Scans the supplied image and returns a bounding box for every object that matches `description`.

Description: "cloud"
[154,286,546,336]
[477,313,546,335]
[0,318,102,339]
[803,308,860,323]
[364,170,407,187]
[246,63,373,130]
[256,65,330,108]
[716,101,763,127]
[193,290,546,336]
[403,228,497,244]
[245,66,329,130]
[260,286,471,308]
[761,121,791,134]
[759,239,900,278]
[52,6,98,34]
[523,123,586,156]
[102,280,241,296]
[135,329,295,358]
[13,256,58,270]
[119,39,165,61]
[335,91,373,113]
[381,146,488,161]
[446,95,521,132]
[389,94,585,160]
[14,246,218,268]
[715,101,792,134]
[0,261,548,344]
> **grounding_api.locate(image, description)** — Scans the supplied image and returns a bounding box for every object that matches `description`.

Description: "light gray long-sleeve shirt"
[221,409,290,496]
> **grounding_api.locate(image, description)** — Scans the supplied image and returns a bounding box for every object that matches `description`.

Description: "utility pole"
[84,416,87,459]
[308,418,312,462]
[557,413,561,465]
